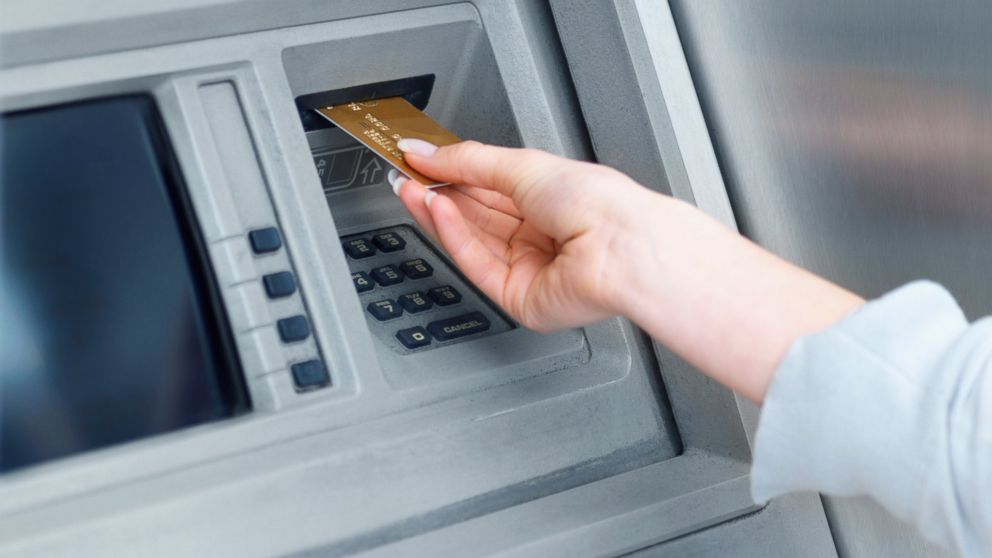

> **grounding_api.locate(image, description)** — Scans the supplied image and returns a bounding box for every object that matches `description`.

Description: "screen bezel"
[140,94,252,418]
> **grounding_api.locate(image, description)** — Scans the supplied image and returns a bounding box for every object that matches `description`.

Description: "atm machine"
[0,1,964,556]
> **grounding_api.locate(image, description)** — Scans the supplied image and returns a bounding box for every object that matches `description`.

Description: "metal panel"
[669,0,992,314]
[669,1,990,556]
[549,1,839,556]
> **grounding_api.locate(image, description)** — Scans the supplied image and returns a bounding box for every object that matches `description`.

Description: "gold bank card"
[315,97,461,187]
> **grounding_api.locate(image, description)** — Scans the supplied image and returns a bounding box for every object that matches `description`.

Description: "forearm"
[751,282,992,555]
[618,193,864,403]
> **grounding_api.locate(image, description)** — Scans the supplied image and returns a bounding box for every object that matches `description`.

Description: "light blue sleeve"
[751,281,992,557]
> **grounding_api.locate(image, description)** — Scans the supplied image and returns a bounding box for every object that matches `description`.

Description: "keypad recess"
[341,225,513,353]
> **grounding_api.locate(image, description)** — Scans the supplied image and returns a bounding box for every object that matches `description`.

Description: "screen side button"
[427,312,491,341]
[248,227,282,254]
[263,271,297,298]
[291,359,330,390]
[277,315,311,343]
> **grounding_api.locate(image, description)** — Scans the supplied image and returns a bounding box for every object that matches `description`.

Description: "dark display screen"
[0,96,248,473]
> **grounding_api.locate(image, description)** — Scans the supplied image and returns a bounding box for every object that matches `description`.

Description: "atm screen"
[0,96,249,473]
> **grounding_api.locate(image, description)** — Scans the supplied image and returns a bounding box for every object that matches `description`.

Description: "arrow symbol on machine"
[359,157,383,185]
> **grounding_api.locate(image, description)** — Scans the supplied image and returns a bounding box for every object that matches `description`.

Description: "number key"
[352,271,374,293]
[367,299,403,321]
[371,264,404,286]
[428,285,462,306]
[396,326,432,349]
[373,232,406,252]
[343,238,376,259]
[400,258,433,279]
[399,291,433,313]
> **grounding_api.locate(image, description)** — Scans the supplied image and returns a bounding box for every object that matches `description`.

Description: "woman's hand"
[389,138,864,403]
[390,139,660,332]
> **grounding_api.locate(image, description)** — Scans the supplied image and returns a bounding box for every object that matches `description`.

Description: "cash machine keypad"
[341,225,512,353]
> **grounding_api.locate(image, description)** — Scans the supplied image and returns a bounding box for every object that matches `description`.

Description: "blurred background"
[670,1,991,556]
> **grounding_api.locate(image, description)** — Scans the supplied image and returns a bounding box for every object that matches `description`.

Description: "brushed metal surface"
[669,1,990,557]
[670,0,992,314]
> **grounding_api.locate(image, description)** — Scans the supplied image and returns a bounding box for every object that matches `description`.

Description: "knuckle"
[518,149,545,169]
[430,141,484,185]
[515,307,541,331]
[506,149,551,188]
[517,148,551,167]
[449,141,487,181]
[582,163,622,183]
[452,140,485,160]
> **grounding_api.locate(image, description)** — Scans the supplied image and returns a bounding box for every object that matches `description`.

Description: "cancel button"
[427,311,492,341]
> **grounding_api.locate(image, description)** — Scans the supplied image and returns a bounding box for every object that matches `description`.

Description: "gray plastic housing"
[0,1,836,556]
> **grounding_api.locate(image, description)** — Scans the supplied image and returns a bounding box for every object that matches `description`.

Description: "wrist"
[610,190,864,402]
[605,190,691,320]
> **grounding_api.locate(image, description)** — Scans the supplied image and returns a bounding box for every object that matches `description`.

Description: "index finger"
[401,140,557,201]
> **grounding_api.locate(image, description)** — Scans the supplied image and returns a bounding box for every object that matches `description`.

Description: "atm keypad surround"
[342,224,513,353]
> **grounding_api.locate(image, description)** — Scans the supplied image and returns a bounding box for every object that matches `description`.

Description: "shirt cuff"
[750,281,967,516]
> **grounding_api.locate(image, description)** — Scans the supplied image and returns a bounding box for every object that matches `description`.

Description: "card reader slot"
[296,74,435,132]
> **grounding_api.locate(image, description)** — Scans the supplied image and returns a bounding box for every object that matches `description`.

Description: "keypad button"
[248,227,282,254]
[372,232,406,252]
[352,271,374,293]
[396,326,432,349]
[277,315,311,343]
[343,238,376,259]
[291,359,330,390]
[371,264,403,286]
[400,258,433,279]
[263,271,297,299]
[367,299,403,321]
[399,291,433,313]
[427,311,491,341]
[428,285,462,306]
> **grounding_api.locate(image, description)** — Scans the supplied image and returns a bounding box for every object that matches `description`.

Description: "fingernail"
[397,138,438,157]
[424,191,437,208]
[387,169,407,196]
